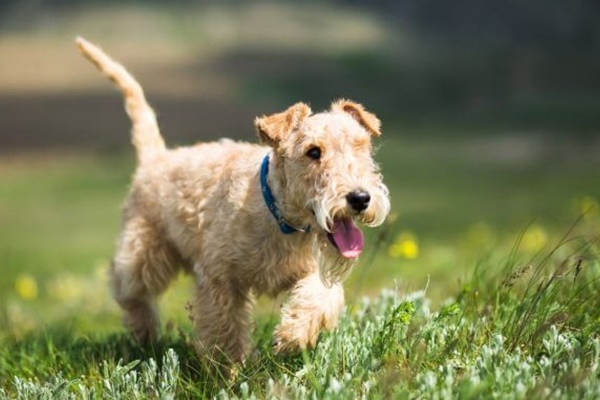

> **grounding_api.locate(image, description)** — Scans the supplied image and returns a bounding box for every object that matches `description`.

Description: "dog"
[76,37,390,365]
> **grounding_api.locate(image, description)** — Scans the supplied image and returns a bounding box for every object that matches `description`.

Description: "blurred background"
[1,0,600,337]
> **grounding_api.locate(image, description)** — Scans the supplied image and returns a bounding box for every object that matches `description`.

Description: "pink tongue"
[332,218,364,259]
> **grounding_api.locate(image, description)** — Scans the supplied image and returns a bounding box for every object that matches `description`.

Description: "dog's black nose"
[346,190,371,212]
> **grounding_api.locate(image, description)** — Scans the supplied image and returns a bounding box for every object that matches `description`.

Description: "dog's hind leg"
[111,215,180,343]
[190,272,254,365]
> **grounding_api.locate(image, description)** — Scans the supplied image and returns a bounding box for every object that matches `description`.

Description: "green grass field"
[2,3,600,397]
[1,135,599,398]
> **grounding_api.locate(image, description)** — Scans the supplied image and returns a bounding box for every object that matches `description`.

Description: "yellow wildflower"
[521,225,548,252]
[388,232,419,259]
[15,274,38,300]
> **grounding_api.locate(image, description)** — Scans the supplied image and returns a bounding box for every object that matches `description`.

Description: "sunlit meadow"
[1,141,600,398]
[2,3,600,398]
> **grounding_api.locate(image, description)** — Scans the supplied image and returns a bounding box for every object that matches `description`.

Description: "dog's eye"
[306,146,321,160]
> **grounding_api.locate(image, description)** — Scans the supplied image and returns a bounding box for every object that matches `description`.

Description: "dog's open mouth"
[327,218,364,259]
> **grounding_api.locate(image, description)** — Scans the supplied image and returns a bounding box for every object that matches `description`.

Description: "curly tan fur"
[76,37,390,365]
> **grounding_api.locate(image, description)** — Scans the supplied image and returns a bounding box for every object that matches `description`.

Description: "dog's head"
[255,100,390,281]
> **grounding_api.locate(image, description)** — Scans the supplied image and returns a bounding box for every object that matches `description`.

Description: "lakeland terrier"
[76,37,390,364]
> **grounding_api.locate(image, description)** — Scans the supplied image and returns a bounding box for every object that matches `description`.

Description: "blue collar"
[260,155,310,234]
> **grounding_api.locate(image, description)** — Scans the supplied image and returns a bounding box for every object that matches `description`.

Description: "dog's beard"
[360,184,391,228]
[314,239,357,287]
[309,186,390,286]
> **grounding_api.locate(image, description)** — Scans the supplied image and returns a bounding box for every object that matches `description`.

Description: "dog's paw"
[272,319,319,354]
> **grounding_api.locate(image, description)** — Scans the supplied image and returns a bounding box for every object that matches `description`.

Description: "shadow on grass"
[0,329,213,395]
[0,316,311,397]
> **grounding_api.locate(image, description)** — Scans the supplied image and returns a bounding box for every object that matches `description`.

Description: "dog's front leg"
[273,271,345,353]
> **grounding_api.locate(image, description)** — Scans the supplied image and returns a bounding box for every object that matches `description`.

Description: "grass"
[1,3,600,397]
[1,137,600,397]
[1,233,599,398]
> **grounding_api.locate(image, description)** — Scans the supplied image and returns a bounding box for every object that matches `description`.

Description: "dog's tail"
[75,36,166,162]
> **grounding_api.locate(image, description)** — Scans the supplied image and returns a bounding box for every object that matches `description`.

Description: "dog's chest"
[241,239,317,296]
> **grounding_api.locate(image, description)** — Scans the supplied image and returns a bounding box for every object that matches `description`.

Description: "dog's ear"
[255,102,312,146]
[331,99,381,137]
